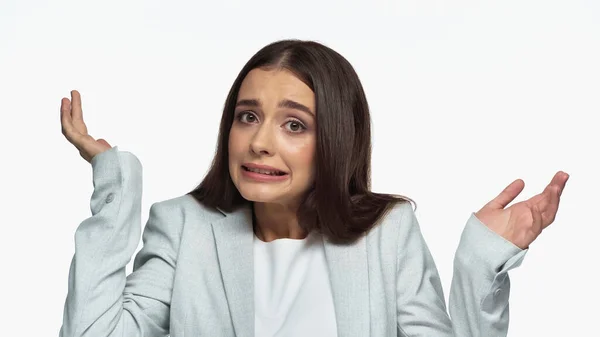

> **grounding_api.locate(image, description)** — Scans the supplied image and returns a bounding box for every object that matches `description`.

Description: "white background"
[1,0,598,335]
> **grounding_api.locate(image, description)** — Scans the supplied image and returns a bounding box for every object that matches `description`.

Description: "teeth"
[246,167,283,175]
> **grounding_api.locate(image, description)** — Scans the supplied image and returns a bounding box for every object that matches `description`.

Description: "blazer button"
[106,193,115,203]
[494,288,502,297]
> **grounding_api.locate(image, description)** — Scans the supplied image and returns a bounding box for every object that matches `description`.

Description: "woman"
[59,39,569,337]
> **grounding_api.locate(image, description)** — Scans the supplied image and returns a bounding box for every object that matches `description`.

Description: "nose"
[249,123,274,156]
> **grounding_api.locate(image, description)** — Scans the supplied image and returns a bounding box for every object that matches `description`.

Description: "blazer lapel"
[323,235,371,337]
[211,203,371,337]
[212,204,254,337]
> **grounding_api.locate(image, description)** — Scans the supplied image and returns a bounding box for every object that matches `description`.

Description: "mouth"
[241,165,288,176]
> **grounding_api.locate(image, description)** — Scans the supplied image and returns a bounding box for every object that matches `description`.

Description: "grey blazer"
[59,146,528,337]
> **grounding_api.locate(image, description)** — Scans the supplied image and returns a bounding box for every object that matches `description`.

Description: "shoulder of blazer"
[366,201,420,256]
[359,201,415,252]
[150,194,226,225]
[369,200,415,234]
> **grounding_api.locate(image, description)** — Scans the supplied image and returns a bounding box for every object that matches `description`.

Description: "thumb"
[97,138,112,148]
[484,178,525,210]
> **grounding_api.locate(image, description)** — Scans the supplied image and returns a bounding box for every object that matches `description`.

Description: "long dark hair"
[187,39,415,244]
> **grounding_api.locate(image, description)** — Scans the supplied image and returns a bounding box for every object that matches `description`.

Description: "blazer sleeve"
[59,146,182,337]
[395,202,528,337]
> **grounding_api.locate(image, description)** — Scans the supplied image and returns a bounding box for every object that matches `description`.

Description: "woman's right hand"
[61,90,112,163]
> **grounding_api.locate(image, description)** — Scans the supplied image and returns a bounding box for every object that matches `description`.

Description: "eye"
[284,119,307,133]
[237,111,258,123]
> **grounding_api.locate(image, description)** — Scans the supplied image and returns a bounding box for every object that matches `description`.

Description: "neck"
[252,202,308,242]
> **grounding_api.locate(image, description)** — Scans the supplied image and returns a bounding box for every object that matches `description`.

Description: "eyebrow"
[235,98,314,116]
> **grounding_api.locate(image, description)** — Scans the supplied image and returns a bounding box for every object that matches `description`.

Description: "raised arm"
[59,146,182,337]
[59,90,183,336]
[395,202,527,337]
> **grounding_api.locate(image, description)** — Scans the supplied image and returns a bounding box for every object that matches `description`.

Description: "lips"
[242,165,287,176]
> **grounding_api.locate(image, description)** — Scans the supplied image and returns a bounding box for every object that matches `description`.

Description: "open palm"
[60,90,112,163]
[475,171,569,250]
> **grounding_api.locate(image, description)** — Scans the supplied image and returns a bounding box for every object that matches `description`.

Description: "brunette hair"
[187,39,415,244]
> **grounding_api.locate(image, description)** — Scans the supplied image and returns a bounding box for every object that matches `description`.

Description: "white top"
[254,230,338,337]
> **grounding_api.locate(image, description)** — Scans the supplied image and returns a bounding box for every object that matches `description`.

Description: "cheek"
[228,128,244,174]
[228,128,244,157]
[285,138,316,177]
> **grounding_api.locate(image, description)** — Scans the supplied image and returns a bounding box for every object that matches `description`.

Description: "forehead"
[238,68,315,108]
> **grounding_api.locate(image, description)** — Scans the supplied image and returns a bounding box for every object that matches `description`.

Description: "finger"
[556,171,569,196]
[70,90,89,134]
[71,90,83,122]
[548,171,569,195]
[541,185,561,226]
[529,171,569,209]
[532,204,544,233]
[97,138,112,148]
[60,97,75,140]
[550,171,568,184]
[530,186,560,227]
[485,178,525,210]
[61,98,88,150]
[529,183,553,210]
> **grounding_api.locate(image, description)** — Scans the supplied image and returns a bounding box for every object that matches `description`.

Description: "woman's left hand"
[475,171,570,250]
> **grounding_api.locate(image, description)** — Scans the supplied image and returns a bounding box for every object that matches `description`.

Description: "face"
[228,68,316,207]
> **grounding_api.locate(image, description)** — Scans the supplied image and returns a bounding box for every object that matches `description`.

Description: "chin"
[237,186,280,203]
